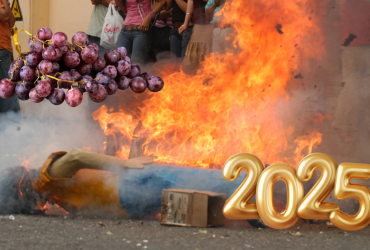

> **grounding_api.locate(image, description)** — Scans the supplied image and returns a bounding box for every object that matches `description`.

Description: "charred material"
[0,167,45,215]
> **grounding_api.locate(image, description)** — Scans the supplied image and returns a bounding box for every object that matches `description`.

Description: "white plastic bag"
[100,4,124,50]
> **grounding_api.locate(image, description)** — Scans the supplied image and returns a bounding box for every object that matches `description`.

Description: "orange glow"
[18,157,32,196]
[93,0,325,168]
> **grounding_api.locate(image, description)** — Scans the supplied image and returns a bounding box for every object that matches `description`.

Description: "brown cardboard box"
[160,189,226,228]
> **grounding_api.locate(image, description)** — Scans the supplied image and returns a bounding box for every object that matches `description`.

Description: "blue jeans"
[0,49,20,115]
[116,29,152,65]
[170,26,193,58]
[87,35,109,58]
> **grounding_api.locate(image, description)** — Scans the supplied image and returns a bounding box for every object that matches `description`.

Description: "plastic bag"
[100,4,124,50]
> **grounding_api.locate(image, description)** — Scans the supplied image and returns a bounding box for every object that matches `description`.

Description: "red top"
[193,0,210,25]
[0,2,12,53]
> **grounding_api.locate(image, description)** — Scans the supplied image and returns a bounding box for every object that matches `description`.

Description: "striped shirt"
[87,4,109,38]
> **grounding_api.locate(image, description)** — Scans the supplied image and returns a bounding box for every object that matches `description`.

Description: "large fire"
[93,0,326,168]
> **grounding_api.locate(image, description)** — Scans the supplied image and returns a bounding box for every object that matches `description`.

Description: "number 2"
[222,153,264,219]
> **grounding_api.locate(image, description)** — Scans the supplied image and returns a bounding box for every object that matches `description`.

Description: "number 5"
[330,163,370,231]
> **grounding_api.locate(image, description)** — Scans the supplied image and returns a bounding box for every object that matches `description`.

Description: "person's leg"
[181,26,193,58]
[0,49,20,115]
[88,35,109,58]
[115,29,133,58]
[170,28,182,58]
[130,30,152,65]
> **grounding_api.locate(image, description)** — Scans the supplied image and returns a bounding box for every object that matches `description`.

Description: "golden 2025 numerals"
[223,153,370,231]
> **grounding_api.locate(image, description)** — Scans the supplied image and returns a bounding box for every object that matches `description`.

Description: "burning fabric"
[0,148,245,219]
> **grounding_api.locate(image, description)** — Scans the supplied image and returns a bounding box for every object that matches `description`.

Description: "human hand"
[178,24,188,34]
[125,156,157,169]
[139,15,151,31]
[110,0,117,6]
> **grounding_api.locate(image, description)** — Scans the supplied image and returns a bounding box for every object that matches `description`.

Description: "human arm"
[178,0,193,34]
[114,0,127,13]
[139,0,166,31]
[48,148,155,179]
[158,9,172,21]
[0,0,15,26]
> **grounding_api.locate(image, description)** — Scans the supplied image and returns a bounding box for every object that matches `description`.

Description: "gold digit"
[296,153,340,219]
[330,163,370,231]
[222,153,264,219]
[256,164,304,229]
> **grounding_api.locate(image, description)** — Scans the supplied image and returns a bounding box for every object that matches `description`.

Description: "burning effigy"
[0,148,246,220]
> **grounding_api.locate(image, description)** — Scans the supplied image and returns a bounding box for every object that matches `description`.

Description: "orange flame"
[94,0,326,168]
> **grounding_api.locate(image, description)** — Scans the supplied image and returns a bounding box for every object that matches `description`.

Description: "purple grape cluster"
[0,28,164,108]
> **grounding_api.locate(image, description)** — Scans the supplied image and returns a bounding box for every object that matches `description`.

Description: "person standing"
[114,0,167,65]
[169,0,193,59]
[0,0,20,115]
[178,0,223,73]
[87,0,112,57]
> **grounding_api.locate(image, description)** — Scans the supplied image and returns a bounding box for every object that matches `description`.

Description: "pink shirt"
[123,0,152,25]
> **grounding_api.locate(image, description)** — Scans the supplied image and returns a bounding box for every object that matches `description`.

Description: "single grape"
[42,47,60,62]
[52,62,60,74]
[70,69,82,81]
[35,80,52,98]
[0,79,15,98]
[72,85,85,94]
[65,89,83,107]
[104,50,120,65]
[52,32,68,48]
[58,71,74,89]
[140,72,152,82]
[64,51,81,68]
[20,65,36,82]
[15,82,32,100]
[28,37,44,53]
[96,72,111,86]
[92,57,106,72]
[88,43,99,54]
[48,88,65,105]
[103,65,117,79]
[26,52,42,68]
[38,60,53,75]
[128,64,141,78]
[72,31,89,46]
[81,46,99,64]
[55,48,63,61]
[85,79,99,94]
[130,77,147,93]
[78,62,92,75]
[36,27,53,41]
[44,76,58,89]
[59,45,70,54]
[123,56,131,63]
[116,75,130,90]
[80,75,93,82]
[74,46,83,55]
[116,60,131,76]
[8,59,24,81]
[105,79,118,95]
[89,84,108,103]
[147,76,164,92]
[117,47,127,59]
[29,88,44,103]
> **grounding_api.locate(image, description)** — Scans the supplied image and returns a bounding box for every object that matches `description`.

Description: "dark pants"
[116,29,152,65]
[0,49,20,114]
[87,35,109,58]
[170,26,193,58]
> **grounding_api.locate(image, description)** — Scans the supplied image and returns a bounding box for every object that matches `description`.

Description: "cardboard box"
[160,189,226,228]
